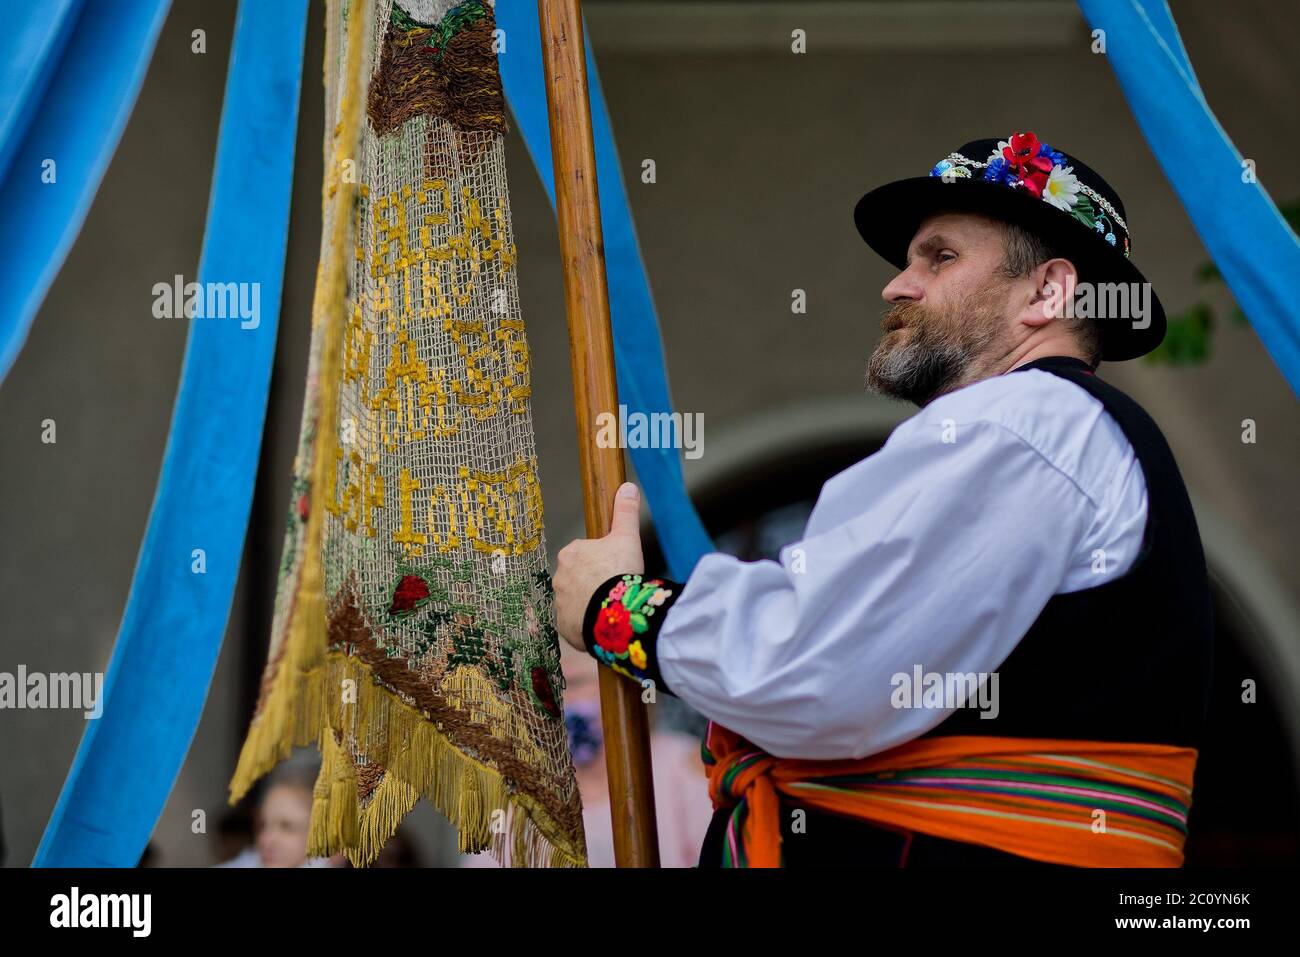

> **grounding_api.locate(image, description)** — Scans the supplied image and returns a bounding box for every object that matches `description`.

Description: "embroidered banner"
[231,0,586,868]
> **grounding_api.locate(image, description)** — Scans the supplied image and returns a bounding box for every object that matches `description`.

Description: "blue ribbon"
[34,0,308,867]
[0,0,168,383]
[495,5,714,580]
[1077,0,1300,397]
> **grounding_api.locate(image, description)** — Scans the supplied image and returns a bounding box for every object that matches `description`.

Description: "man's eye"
[936,250,957,264]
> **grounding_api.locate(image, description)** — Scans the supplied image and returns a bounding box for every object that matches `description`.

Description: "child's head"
[254,761,317,868]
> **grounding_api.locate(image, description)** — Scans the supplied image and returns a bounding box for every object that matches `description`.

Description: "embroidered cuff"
[581,573,682,697]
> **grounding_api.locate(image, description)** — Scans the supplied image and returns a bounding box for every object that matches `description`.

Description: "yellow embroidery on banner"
[384,456,543,560]
[343,302,374,403]
[362,181,527,422]
[324,439,384,539]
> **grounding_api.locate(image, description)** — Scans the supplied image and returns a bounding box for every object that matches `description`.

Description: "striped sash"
[703,723,1196,868]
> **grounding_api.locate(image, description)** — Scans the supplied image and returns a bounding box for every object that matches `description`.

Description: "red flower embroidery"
[531,666,560,717]
[594,602,633,655]
[296,493,310,522]
[389,574,430,615]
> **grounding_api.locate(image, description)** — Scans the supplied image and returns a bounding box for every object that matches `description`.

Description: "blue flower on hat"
[983,157,1017,186]
[1039,143,1067,168]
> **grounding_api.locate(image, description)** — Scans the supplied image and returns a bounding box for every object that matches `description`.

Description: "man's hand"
[554,482,645,650]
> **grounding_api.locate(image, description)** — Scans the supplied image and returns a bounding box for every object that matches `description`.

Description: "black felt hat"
[853,132,1165,361]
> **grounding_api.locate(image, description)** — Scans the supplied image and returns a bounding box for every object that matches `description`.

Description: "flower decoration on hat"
[929,158,970,180]
[991,131,1056,196]
[928,130,1132,258]
[983,131,1073,202]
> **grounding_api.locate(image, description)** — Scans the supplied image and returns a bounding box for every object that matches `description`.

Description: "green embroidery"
[486,644,515,693]
[376,560,565,719]
[447,626,490,669]
[488,577,530,629]
[390,0,490,63]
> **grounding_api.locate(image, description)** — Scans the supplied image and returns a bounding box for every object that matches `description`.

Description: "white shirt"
[656,366,1148,760]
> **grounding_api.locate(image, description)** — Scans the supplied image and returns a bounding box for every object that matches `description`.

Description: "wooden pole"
[537,0,660,868]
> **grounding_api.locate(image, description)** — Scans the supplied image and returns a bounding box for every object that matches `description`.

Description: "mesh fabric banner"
[230,0,586,868]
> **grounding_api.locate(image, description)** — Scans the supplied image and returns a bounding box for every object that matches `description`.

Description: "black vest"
[699,355,1215,867]
[922,354,1214,749]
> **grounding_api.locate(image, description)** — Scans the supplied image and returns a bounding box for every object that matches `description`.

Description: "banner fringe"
[311,651,586,868]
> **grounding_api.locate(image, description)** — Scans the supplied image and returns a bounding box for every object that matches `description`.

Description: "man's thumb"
[608,482,641,538]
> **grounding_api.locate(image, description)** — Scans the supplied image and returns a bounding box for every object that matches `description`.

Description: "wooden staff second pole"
[537,0,661,868]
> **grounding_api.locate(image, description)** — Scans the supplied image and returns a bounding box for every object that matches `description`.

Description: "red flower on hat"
[594,602,633,655]
[1020,167,1051,198]
[1002,131,1040,168]
[1002,131,1053,196]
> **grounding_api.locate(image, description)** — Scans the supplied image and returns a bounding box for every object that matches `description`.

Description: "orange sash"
[703,723,1197,867]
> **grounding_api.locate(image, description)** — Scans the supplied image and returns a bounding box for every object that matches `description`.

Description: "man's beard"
[865,277,1014,406]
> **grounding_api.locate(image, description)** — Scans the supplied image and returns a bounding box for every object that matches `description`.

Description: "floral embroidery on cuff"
[581,573,681,696]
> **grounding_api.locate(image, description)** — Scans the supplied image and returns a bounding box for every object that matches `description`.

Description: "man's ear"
[1023,257,1080,328]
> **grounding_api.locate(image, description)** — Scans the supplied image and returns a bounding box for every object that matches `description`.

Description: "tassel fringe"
[313,651,586,868]
[310,727,360,853]
[231,632,586,867]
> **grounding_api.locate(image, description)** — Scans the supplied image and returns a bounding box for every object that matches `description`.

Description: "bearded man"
[551,133,1214,868]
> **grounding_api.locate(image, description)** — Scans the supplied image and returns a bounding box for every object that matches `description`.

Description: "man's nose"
[882,266,924,305]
